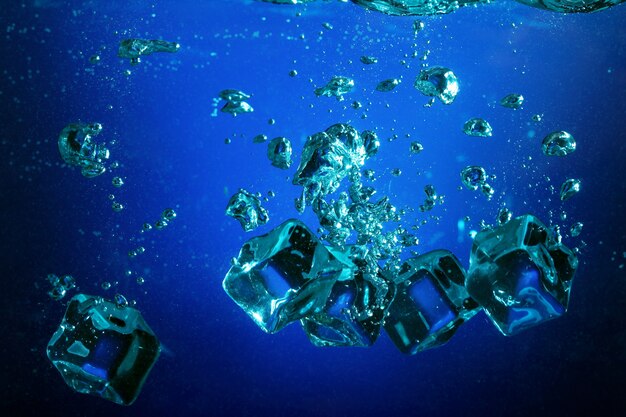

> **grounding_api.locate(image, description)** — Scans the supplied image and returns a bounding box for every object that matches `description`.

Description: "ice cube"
[466,214,578,336]
[223,219,355,333]
[301,252,395,347]
[384,250,478,354]
[47,294,160,405]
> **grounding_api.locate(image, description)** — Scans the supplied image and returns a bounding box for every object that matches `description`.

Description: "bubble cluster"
[155,219,169,230]
[460,166,494,199]
[162,208,177,221]
[314,76,355,100]
[112,176,124,187]
[293,124,374,204]
[112,202,125,212]
[267,137,293,169]
[419,184,440,212]
[226,189,270,232]
[129,246,146,258]
[118,38,180,65]
[58,123,110,178]
[570,222,584,237]
[46,274,76,301]
[414,66,459,105]
[219,89,254,116]
[497,207,512,225]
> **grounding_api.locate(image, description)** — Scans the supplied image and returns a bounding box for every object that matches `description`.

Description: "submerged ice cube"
[466,214,578,336]
[301,252,395,347]
[414,66,459,104]
[226,188,269,231]
[223,219,355,333]
[47,294,160,405]
[58,123,110,178]
[384,250,478,354]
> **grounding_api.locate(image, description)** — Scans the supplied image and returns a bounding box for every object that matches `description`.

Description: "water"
[1,1,626,416]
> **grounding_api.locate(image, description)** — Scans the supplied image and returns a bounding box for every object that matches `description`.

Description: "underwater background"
[1,0,625,416]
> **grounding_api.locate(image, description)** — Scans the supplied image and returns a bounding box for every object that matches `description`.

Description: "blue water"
[1,1,625,416]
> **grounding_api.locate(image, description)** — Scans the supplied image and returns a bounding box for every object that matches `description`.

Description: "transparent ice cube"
[223,219,355,333]
[301,253,395,347]
[466,214,578,336]
[384,250,478,354]
[47,294,160,405]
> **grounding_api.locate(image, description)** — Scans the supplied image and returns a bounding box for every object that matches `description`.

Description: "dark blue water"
[1,1,625,416]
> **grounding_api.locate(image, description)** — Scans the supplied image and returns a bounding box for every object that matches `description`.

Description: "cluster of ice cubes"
[223,213,578,351]
[46,3,595,405]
